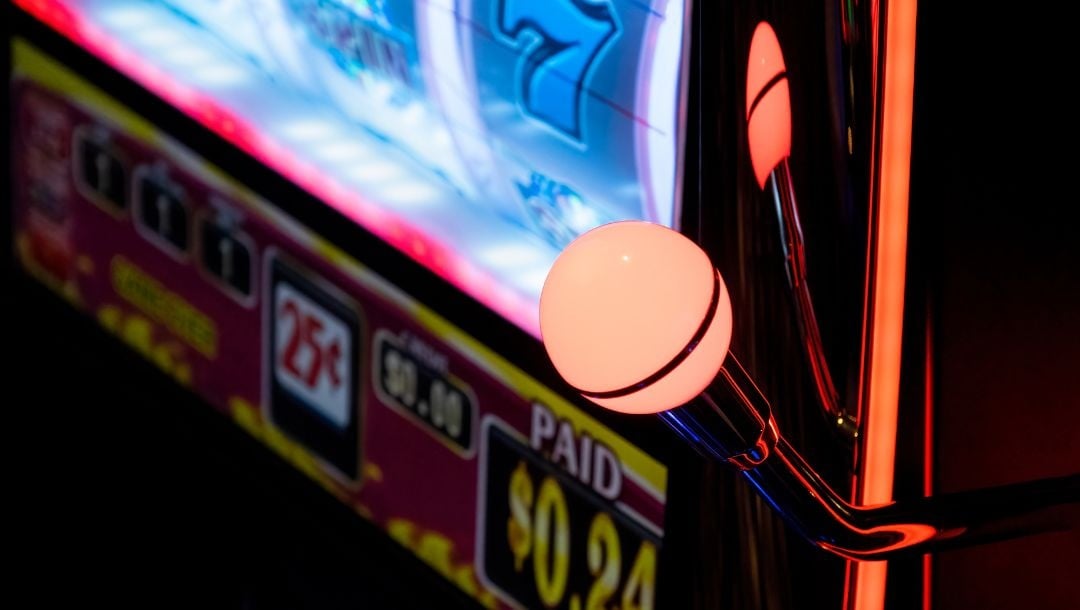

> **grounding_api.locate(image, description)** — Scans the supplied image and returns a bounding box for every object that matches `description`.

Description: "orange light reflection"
[852,0,919,609]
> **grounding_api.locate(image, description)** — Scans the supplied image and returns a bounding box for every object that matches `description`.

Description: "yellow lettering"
[110,256,218,358]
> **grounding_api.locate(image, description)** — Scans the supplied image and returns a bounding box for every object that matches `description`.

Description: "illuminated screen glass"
[27,0,691,335]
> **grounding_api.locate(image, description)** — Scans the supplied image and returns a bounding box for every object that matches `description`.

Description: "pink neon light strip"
[15,0,540,337]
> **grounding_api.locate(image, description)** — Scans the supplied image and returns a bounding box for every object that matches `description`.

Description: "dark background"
[912,2,1080,608]
[3,276,478,609]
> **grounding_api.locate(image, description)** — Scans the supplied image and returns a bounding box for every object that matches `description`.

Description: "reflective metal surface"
[767,160,858,438]
[662,354,1080,560]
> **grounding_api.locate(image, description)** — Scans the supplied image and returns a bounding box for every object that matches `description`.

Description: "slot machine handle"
[746,21,857,438]
[539,220,1080,560]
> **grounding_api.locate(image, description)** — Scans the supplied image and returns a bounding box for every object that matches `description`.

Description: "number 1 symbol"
[497,0,620,142]
[156,193,171,237]
[94,152,111,194]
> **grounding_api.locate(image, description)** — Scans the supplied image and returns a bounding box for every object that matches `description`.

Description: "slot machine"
[5,1,1078,609]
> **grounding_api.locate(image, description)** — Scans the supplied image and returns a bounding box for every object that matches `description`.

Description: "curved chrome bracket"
[658,353,1080,559]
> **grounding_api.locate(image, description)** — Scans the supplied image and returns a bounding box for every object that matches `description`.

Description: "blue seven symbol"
[498,0,621,142]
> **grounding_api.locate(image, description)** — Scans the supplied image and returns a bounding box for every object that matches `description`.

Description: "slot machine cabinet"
[5,1,1077,609]
[5,2,691,608]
